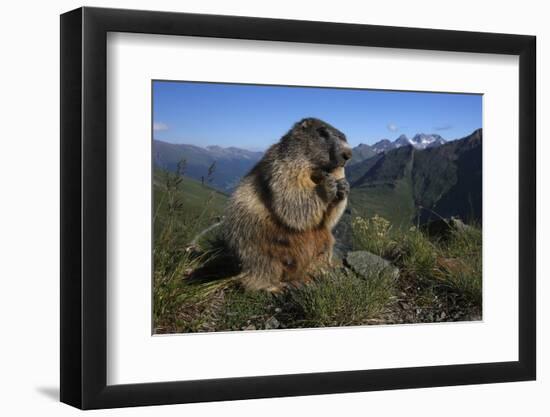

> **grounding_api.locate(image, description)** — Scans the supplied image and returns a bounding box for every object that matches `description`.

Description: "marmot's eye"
[317,127,330,140]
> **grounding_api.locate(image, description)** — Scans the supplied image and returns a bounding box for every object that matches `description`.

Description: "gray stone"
[449,217,473,233]
[265,316,280,330]
[345,251,399,280]
[422,216,474,239]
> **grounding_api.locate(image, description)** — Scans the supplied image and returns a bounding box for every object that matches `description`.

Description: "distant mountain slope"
[414,129,482,223]
[371,139,394,154]
[347,129,482,226]
[349,143,377,165]
[347,146,416,227]
[153,140,263,192]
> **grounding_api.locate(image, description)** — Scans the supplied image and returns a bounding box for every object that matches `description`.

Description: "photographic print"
[60,9,536,407]
[152,81,482,334]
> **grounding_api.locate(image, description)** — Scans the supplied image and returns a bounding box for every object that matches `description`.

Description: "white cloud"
[387,123,399,132]
[153,122,168,131]
[434,124,453,131]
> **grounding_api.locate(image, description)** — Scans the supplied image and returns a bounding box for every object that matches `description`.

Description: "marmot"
[224,118,352,292]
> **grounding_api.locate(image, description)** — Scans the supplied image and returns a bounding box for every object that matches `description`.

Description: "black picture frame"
[60,6,536,410]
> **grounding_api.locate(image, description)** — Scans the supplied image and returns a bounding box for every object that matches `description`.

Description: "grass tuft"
[289,269,395,327]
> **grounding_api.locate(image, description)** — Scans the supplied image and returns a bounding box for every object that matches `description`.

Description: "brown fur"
[224,118,351,292]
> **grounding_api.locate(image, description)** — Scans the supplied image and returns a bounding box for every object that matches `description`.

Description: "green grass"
[153,166,232,333]
[154,172,227,214]
[153,164,481,333]
[208,267,396,331]
[349,179,416,229]
[152,166,398,333]
[437,226,482,306]
[352,215,482,321]
[288,269,395,327]
[153,168,227,242]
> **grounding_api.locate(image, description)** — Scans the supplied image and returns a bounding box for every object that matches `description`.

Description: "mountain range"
[154,129,481,226]
[154,132,451,192]
[153,140,263,192]
[349,133,446,165]
[346,128,482,225]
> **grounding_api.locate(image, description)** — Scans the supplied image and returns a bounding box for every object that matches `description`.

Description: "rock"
[265,316,280,330]
[243,324,256,331]
[449,217,473,233]
[345,251,399,280]
[422,216,474,239]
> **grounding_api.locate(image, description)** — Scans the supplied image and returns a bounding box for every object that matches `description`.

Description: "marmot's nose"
[342,149,352,161]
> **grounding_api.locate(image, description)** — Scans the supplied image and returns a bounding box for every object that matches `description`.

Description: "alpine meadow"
[152,81,483,334]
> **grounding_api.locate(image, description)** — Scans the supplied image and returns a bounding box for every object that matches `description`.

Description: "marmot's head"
[281,118,352,171]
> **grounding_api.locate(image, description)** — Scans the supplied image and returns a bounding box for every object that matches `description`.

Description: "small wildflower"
[352,215,395,257]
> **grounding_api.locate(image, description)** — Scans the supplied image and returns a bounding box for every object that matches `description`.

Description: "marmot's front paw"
[321,174,339,202]
[335,178,350,201]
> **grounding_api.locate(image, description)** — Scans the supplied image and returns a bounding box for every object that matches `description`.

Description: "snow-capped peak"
[409,133,446,149]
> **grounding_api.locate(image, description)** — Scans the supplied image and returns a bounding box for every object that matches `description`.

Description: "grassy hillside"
[352,215,482,323]
[153,166,481,333]
[154,169,227,216]
[349,179,416,228]
[348,146,416,227]
[153,168,228,242]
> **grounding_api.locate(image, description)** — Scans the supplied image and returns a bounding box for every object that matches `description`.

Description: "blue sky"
[153,81,482,150]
